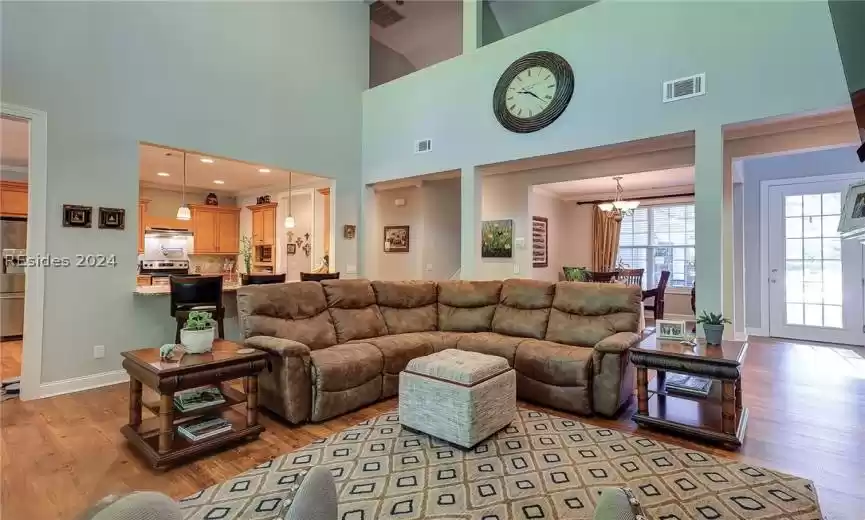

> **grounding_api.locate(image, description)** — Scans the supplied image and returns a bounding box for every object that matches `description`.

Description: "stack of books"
[178,416,233,442]
[664,374,712,398]
[173,386,225,413]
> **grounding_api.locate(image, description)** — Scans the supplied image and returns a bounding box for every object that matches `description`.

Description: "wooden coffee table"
[629,334,749,449]
[121,340,268,469]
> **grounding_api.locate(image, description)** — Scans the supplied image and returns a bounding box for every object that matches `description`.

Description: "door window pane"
[786,239,802,260]
[822,193,841,215]
[803,194,822,216]
[803,216,822,238]
[804,304,823,326]
[786,303,804,325]
[802,238,821,260]
[824,260,843,305]
[822,238,841,260]
[785,217,802,238]
[785,196,803,217]
[824,305,843,328]
[822,215,840,237]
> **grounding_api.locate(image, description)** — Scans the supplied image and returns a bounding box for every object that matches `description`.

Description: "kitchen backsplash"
[189,254,237,275]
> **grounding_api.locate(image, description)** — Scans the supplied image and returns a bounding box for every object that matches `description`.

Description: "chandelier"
[598,176,639,221]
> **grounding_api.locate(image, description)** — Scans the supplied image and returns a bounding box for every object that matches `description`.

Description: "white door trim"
[2,103,47,401]
[758,171,865,340]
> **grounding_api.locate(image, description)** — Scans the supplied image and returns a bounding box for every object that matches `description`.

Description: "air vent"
[370,1,405,28]
[415,139,432,154]
[663,73,706,103]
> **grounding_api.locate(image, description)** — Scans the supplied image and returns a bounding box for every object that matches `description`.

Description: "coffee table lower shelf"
[632,392,748,447]
[122,408,263,469]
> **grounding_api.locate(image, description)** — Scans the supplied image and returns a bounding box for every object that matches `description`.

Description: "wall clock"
[493,51,574,133]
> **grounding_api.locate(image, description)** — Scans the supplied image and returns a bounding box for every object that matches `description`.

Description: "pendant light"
[176,151,191,221]
[284,170,296,229]
[598,176,639,222]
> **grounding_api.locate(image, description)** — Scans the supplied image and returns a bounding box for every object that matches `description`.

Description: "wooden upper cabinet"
[0,181,28,218]
[247,203,278,247]
[138,199,150,254]
[190,205,240,254]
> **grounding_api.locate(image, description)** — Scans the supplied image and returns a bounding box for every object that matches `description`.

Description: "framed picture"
[532,216,548,268]
[98,207,125,230]
[656,320,687,340]
[287,243,297,255]
[839,179,865,238]
[62,205,92,228]
[481,219,513,258]
[343,224,356,240]
[384,225,410,253]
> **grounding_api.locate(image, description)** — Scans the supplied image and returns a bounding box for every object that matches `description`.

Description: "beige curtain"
[592,206,621,271]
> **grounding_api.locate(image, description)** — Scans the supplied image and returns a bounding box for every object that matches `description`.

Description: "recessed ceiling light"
[157,172,170,177]
[200,157,214,164]
[258,168,271,173]
[213,180,225,185]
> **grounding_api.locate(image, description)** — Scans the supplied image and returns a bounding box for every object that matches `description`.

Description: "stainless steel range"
[140,227,194,284]
[1,217,27,340]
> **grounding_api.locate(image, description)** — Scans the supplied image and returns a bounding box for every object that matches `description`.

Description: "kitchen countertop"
[133,283,243,295]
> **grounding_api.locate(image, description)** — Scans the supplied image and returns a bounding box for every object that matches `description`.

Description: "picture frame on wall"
[383,225,410,253]
[656,320,687,340]
[62,204,92,228]
[98,207,125,230]
[481,219,513,258]
[838,179,865,239]
[287,243,297,255]
[532,216,548,268]
[343,224,356,240]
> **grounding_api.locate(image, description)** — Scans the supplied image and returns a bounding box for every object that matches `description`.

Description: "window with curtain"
[617,203,696,289]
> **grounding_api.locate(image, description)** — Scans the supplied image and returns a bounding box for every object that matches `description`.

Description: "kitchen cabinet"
[190,205,240,254]
[138,198,150,254]
[0,181,28,218]
[248,203,277,245]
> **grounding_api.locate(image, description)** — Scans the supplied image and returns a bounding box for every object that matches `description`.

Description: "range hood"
[144,227,194,238]
[828,1,865,162]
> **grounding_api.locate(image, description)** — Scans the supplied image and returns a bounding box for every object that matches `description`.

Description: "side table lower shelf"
[632,392,749,447]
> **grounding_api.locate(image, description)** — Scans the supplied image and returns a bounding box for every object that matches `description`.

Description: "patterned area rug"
[179,408,823,520]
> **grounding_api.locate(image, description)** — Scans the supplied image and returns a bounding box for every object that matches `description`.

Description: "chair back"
[169,275,224,317]
[618,268,644,287]
[243,273,286,285]
[657,270,671,295]
[300,272,340,282]
[586,270,619,283]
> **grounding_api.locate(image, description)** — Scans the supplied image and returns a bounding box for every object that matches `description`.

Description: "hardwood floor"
[0,340,21,380]
[1,338,863,519]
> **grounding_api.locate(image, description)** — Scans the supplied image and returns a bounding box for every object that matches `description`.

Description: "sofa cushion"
[515,339,593,386]
[372,281,437,334]
[457,332,525,366]
[355,333,436,375]
[237,282,337,350]
[437,281,502,332]
[545,282,640,347]
[491,279,554,339]
[321,280,388,342]
[310,343,383,392]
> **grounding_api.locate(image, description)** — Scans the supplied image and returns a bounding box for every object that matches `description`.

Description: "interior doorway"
[767,178,864,345]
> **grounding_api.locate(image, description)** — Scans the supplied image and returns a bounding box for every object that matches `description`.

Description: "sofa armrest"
[244,336,312,424]
[594,332,640,354]
[245,335,310,357]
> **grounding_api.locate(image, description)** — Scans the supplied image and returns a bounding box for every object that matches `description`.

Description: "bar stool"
[170,275,225,343]
[242,273,286,285]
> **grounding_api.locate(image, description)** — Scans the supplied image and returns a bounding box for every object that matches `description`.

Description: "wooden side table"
[121,340,268,469]
[629,334,749,449]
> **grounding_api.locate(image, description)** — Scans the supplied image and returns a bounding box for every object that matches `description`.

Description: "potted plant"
[239,235,253,285]
[696,311,731,345]
[180,310,216,354]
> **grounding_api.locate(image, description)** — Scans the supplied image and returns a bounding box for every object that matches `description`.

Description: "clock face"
[493,51,574,133]
[505,66,557,119]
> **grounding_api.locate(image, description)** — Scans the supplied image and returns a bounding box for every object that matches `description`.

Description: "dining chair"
[642,270,670,320]
[586,270,619,283]
[243,273,286,285]
[300,272,340,282]
[618,268,644,287]
[169,275,225,343]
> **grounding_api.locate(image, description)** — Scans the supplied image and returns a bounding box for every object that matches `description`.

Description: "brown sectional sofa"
[237,279,641,424]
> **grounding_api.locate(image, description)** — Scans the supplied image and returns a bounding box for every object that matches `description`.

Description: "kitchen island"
[132,282,245,343]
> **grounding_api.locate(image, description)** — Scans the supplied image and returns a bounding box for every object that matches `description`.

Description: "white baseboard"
[661,313,695,322]
[37,370,128,399]
[746,327,769,338]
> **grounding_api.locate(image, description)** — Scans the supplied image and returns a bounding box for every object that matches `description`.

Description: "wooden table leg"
[656,370,666,391]
[128,378,142,431]
[735,376,743,420]
[636,367,649,415]
[158,393,174,454]
[721,380,736,435]
[246,375,259,427]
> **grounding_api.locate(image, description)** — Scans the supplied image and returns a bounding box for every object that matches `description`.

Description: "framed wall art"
[532,216,548,268]
[63,205,92,228]
[481,219,513,258]
[344,224,356,240]
[383,225,409,253]
[839,179,865,239]
[98,207,125,230]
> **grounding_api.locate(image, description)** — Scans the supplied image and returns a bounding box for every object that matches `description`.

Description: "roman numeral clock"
[493,51,575,133]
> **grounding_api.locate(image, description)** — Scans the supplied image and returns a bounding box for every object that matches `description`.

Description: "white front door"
[768,180,865,345]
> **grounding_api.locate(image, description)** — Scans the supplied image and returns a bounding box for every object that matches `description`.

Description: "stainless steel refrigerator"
[1,217,26,339]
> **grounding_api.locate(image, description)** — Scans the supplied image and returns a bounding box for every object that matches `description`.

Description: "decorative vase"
[180,327,215,354]
[703,324,724,345]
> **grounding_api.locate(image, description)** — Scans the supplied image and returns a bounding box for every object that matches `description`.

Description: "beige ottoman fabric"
[399,349,516,448]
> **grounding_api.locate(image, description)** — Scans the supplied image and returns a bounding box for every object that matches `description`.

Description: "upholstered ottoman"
[398,349,516,448]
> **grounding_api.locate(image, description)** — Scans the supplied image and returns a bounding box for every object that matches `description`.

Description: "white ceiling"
[538,167,695,199]
[370,1,462,70]
[139,143,322,193]
[1,115,29,169]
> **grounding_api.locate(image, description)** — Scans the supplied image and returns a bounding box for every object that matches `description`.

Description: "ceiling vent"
[414,139,432,154]
[370,1,405,28]
[663,73,705,103]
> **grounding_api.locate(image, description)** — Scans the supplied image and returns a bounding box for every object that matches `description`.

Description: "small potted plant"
[239,235,253,285]
[180,310,216,354]
[696,311,731,345]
